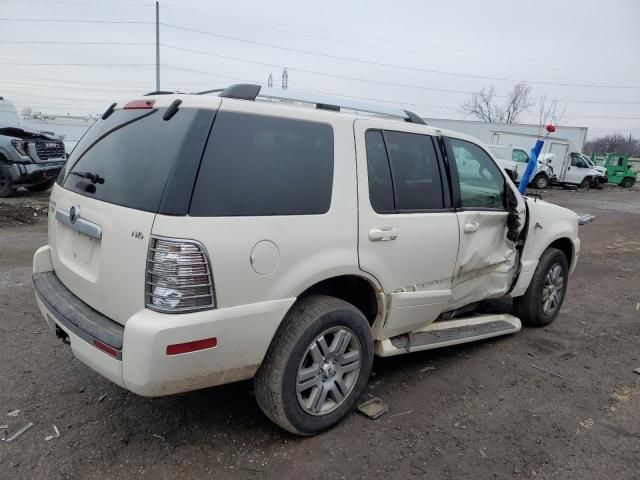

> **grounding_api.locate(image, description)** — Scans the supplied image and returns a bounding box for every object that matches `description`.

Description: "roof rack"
[143,90,175,96]
[216,84,426,125]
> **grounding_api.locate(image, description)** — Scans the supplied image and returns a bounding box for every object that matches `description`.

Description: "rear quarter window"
[189,111,334,216]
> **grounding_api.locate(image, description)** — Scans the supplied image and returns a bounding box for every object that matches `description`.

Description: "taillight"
[146,237,216,313]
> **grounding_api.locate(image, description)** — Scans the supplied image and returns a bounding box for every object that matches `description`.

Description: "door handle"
[369,227,398,242]
[464,222,479,233]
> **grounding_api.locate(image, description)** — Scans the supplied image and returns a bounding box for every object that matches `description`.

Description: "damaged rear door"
[445,136,525,309]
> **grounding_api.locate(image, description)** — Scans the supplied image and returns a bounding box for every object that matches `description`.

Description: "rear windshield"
[190,111,334,216]
[62,108,201,213]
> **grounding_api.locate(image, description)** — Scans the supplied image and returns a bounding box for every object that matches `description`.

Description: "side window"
[383,131,444,210]
[365,130,395,213]
[449,138,506,210]
[190,111,333,216]
[512,149,529,163]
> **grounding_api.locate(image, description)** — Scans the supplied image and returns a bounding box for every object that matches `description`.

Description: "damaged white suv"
[33,85,580,435]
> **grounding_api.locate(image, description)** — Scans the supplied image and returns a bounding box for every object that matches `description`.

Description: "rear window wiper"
[70,171,105,184]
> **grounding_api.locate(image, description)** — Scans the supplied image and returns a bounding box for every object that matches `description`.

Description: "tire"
[26,180,55,192]
[0,167,14,198]
[254,295,374,435]
[579,177,591,189]
[513,248,569,327]
[532,173,549,189]
[620,177,635,188]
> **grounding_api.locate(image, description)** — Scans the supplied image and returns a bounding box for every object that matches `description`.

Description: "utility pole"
[155,1,160,91]
[268,73,273,87]
[281,67,288,90]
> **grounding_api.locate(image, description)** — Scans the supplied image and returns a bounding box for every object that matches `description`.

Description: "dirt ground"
[1,185,639,479]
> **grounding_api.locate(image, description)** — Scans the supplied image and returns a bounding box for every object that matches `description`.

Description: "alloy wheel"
[296,327,362,416]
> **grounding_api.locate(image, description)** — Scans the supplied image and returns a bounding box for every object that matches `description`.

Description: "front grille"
[34,141,65,161]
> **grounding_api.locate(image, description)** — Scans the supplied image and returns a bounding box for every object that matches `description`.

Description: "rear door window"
[364,129,445,212]
[62,108,203,213]
[190,111,334,216]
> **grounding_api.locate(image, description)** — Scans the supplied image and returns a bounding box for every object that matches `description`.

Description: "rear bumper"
[32,245,294,396]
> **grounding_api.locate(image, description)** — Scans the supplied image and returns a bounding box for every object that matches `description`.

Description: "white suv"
[33,85,580,435]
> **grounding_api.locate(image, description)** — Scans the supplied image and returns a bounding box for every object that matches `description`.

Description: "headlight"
[10,139,29,156]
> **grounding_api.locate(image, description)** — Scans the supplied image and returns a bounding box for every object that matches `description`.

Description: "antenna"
[155,1,160,91]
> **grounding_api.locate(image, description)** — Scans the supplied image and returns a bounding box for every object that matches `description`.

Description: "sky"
[1,0,639,138]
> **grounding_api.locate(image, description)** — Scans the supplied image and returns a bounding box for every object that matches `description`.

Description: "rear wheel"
[254,295,373,435]
[513,248,569,327]
[26,180,55,192]
[621,177,635,188]
[533,173,549,189]
[0,168,14,198]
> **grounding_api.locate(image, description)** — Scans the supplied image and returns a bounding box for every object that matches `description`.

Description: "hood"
[0,125,62,141]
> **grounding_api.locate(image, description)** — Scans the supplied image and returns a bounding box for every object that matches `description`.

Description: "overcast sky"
[1,0,639,138]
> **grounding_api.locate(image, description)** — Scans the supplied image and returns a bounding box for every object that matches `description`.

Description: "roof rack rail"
[217,83,425,125]
[143,90,175,96]
[195,88,225,95]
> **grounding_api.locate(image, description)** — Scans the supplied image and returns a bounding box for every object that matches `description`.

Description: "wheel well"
[548,238,573,269]
[298,275,379,326]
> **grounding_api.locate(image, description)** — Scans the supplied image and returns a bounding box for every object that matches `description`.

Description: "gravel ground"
[0,185,639,479]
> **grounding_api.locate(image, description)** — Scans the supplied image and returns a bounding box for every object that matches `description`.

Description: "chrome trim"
[55,209,102,240]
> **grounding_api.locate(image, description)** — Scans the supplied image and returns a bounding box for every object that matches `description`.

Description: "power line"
[158,45,640,105]
[159,3,639,76]
[159,22,640,90]
[0,72,152,89]
[0,18,152,24]
[1,41,154,46]
[0,62,154,67]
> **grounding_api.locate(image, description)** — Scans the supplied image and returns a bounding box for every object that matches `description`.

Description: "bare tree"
[537,93,567,135]
[461,82,532,124]
[584,134,640,156]
[21,106,33,117]
[461,85,500,122]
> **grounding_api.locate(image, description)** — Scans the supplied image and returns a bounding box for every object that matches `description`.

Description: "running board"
[375,314,521,357]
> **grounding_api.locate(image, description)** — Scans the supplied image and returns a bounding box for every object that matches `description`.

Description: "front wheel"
[513,248,569,327]
[621,177,635,188]
[532,173,549,189]
[254,295,373,435]
[579,177,592,189]
[0,168,14,198]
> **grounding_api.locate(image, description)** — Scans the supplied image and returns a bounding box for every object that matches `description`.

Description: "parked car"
[0,125,67,197]
[33,85,581,435]
[488,144,555,188]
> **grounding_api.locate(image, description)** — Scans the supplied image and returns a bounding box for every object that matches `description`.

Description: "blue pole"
[518,139,545,195]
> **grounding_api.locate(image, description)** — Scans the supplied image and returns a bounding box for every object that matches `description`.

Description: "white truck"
[488,144,556,189]
[541,152,604,188]
[33,85,582,435]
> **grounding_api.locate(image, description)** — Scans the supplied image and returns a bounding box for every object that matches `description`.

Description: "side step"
[375,314,521,357]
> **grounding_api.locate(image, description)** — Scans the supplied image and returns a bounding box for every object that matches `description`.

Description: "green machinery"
[591,153,637,188]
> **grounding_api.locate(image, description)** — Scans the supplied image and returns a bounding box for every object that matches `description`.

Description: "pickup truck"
[0,125,67,197]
